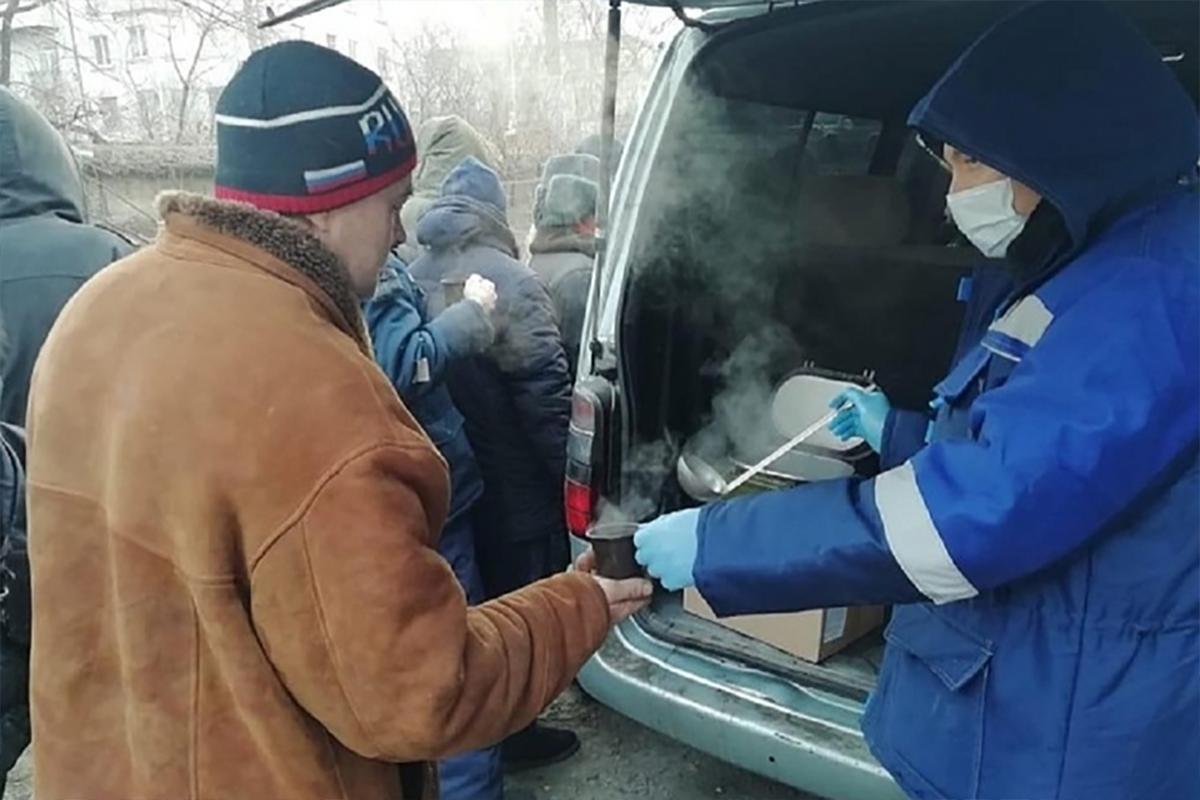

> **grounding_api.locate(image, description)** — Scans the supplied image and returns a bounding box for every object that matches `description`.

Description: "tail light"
[564,378,615,537]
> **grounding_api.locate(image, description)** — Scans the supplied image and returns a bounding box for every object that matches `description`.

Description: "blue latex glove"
[828,387,891,453]
[633,508,701,591]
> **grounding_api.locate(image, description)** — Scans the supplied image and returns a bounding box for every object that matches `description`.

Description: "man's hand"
[463,274,497,314]
[575,549,653,625]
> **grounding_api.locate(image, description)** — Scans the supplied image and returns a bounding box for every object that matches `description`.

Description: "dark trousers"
[437,512,503,800]
[474,523,569,601]
[0,636,30,793]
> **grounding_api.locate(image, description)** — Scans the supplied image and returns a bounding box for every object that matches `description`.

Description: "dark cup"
[587,521,642,579]
[441,278,466,306]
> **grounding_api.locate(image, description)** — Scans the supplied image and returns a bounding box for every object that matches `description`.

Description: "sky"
[387,1,536,49]
[304,0,677,52]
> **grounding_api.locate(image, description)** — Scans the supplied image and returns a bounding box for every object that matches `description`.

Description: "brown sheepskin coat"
[25,193,609,800]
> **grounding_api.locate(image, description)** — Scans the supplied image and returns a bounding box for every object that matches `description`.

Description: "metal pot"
[676,447,798,502]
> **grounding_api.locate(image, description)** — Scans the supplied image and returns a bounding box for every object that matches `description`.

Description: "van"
[565,2,1198,797]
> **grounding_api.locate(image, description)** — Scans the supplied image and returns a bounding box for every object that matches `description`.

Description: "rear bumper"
[577,615,905,800]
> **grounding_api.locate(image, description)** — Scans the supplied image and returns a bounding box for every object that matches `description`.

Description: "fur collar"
[529,227,596,258]
[157,192,367,345]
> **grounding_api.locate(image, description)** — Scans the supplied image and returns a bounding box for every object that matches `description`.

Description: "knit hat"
[417,156,517,257]
[440,156,509,225]
[214,41,415,214]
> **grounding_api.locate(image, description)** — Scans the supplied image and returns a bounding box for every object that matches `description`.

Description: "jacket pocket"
[421,414,462,451]
[929,345,990,444]
[865,604,993,799]
[932,345,990,410]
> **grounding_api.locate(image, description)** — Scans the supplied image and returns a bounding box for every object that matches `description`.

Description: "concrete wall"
[84,168,214,240]
[85,167,540,253]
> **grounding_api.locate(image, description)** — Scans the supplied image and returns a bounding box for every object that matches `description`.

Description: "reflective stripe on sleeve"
[875,462,979,604]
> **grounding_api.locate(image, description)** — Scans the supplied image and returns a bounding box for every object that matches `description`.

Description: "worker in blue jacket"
[363,256,502,800]
[634,4,1199,799]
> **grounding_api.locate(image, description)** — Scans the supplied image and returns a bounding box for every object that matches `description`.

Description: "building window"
[127,25,149,59]
[137,89,161,115]
[207,85,224,115]
[325,34,337,51]
[91,34,111,66]
[36,44,60,79]
[347,39,357,59]
[167,88,185,116]
[802,112,884,176]
[99,96,121,129]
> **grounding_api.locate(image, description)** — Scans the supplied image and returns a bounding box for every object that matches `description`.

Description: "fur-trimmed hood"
[157,192,368,346]
[528,226,595,258]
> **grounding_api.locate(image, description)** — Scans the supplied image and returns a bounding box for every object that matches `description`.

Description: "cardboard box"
[683,588,885,663]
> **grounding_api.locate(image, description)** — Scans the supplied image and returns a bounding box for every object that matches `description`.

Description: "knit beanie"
[214,41,415,214]
[418,157,516,257]
[439,155,509,226]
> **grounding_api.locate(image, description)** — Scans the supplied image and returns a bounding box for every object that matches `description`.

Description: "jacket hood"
[529,226,596,258]
[400,115,501,240]
[909,1,1199,253]
[417,157,518,257]
[575,134,622,175]
[0,87,86,224]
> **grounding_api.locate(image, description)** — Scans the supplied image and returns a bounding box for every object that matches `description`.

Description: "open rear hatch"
[605,0,1199,697]
[262,0,1199,704]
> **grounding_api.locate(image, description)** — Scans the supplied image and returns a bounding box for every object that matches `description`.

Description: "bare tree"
[389,22,512,167]
[3,0,96,139]
[0,0,47,85]
[89,0,247,143]
[164,4,224,143]
[380,0,671,187]
[24,0,252,143]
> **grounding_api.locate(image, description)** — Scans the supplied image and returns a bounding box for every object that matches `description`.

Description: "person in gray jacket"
[0,86,130,790]
[0,88,134,426]
[527,154,600,379]
[0,337,27,794]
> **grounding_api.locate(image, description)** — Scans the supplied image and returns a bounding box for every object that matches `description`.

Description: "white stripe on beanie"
[216,82,389,130]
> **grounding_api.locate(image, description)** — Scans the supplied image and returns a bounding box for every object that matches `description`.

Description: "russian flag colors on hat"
[214,41,416,214]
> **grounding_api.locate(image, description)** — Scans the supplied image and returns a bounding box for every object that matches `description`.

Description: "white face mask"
[946,178,1029,258]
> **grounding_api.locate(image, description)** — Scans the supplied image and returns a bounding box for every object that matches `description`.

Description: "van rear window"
[803,113,883,176]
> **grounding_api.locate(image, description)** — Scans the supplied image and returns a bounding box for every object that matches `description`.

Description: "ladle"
[677,407,841,502]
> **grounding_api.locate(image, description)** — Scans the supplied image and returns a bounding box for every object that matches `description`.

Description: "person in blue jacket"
[635,4,1199,799]
[408,156,581,772]
[363,258,502,800]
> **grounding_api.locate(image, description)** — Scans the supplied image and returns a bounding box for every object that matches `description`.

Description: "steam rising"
[591,92,897,524]
[596,438,673,525]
